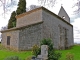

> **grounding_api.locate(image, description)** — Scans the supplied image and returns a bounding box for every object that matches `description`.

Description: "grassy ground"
[0,44,80,60]
[59,45,80,60]
[0,44,32,60]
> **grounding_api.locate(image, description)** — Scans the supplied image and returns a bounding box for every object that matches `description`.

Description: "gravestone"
[37,45,48,60]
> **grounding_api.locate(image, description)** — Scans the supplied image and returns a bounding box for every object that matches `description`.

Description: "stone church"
[1,6,74,51]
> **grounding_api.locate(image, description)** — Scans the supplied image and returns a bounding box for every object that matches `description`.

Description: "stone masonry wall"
[19,23,43,50]
[16,9,42,27]
[42,10,73,49]
[58,6,70,23]
[1,7,73,51]
[1,30,19,50]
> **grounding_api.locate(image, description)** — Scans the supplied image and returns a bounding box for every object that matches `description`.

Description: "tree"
[8,11,16,29]
[16,0,26,15]
[26,5,40,12]
[8,0,26,29]
[38,0,57,7]
[1,26,7,31]
[0,26,7,41]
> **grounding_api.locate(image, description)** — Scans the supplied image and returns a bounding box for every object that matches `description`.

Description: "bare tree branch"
[1,26,7,31]
[0,0,17,17]
[38,0,57,7]
[29,5,40,10]
[73,0,80,13]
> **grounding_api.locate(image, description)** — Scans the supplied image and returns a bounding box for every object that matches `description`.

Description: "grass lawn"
[0,44,32,60]
[59,45,80,60]
[0,43,80,60]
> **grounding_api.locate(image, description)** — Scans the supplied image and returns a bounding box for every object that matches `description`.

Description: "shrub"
[32,38,61,60]
[40,38,53,51]
[32,45,40,57]
[48,50,61,60]
[4,56,21,60]
[25,56,32,60]
[66,52,74,60]
[40,38,61,60]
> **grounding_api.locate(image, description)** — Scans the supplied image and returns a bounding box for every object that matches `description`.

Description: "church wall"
[42,10,73,49]
[1,30,19,51]
[1,7,73,51]
[19,23,43,50]
[16,10,42,27]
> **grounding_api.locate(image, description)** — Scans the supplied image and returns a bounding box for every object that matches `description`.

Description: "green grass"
[0,44,32,60]
[58,45,80,60]
[0,44,80,60]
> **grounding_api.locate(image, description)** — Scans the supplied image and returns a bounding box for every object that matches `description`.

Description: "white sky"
[0,0,80,43]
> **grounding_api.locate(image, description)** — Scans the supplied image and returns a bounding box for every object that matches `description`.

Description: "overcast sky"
[0,0,80,43]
